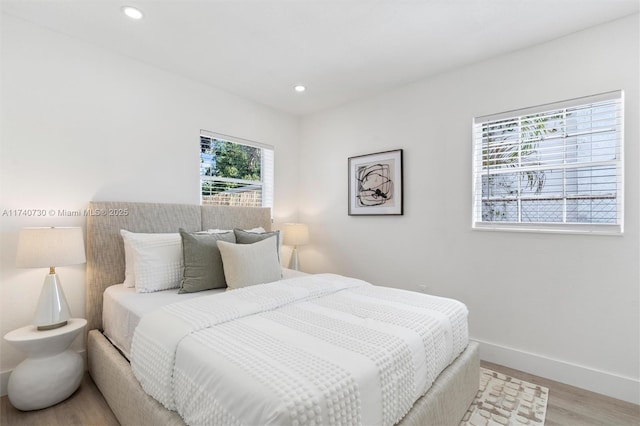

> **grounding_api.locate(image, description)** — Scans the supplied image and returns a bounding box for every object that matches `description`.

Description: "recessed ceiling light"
[122,6,144,20]
[294,85,306,93]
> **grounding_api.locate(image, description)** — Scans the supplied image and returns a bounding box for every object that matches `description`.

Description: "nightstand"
[4,318,87,411]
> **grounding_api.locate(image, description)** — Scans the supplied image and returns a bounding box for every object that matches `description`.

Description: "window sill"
[472,222,623,236]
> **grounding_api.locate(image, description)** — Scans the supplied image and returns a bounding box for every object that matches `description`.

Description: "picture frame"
[348,149,403,216]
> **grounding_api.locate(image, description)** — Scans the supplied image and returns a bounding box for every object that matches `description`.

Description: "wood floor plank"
[1,362,638,425]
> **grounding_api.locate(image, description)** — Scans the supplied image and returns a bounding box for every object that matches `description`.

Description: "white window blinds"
[472,91,624,234]
[200,130,275,209]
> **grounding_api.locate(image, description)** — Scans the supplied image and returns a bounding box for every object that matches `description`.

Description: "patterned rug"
[460,368,549,426]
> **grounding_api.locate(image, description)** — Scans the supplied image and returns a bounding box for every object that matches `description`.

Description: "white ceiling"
[3,0,639,116]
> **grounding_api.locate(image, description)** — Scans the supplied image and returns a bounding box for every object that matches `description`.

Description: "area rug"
[460,367,549,426]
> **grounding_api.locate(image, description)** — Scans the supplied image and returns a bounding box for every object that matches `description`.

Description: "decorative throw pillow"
[178,228,235,293]
[233,228,282,261]
[120,230,182,293]
[217,237,282,289]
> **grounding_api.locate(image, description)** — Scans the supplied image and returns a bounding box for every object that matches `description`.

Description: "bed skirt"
[88,329,479,426]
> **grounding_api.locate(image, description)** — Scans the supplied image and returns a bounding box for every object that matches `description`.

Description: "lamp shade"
[282,223,309,246]
[16,227,86,268]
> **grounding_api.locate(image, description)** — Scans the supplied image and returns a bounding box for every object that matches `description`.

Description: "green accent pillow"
[178,229,236,293]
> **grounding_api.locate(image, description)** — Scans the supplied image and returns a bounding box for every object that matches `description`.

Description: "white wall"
[0,14,300,393]
[298,15,639,403]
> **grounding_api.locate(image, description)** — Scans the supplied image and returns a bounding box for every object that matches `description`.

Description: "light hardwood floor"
[1,361,639,425]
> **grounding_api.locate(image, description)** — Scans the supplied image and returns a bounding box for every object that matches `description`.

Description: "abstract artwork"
[348,149,403,215]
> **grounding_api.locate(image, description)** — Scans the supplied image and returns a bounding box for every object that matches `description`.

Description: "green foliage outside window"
[201,136,261,181]
[201,137,262,199]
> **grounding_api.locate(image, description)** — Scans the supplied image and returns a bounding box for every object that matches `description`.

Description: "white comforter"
[131,274,468,426]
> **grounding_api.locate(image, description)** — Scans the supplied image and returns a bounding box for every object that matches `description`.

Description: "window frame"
[471,91,624,235]
[200,130,274,209]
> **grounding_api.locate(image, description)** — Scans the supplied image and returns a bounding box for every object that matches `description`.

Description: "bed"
[85,201,479,426]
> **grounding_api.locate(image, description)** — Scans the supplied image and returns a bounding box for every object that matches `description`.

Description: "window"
[472,91,624,234]
[200,130,274,208]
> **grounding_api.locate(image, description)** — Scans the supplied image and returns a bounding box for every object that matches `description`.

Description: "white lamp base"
[34,273,71,331]
[288,246,300,271]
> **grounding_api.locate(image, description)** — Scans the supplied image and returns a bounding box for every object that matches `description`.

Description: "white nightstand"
[4,318,87,411]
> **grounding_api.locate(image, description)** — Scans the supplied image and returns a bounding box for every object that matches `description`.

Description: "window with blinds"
[200,130,274,209]
[472,91,624,234]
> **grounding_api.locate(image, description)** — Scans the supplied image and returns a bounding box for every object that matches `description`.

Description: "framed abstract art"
[348,149,403,216]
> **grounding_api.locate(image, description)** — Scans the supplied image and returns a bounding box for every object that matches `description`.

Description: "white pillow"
[120,230,182,293]
[217,237,282,290]
[121,235,135,288]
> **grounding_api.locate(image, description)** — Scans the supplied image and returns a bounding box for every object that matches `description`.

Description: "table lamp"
[282,223,309,271]
[15,227,86,330]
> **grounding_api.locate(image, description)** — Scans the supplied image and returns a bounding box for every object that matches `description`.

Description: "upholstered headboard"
[85,201,271,331]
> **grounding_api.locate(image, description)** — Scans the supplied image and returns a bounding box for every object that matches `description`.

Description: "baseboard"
[474,338,639,405]
[0,349,87,398]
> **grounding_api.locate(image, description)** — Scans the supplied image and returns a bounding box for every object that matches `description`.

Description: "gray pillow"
[233,228,281,260]
[178,228,236,293]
